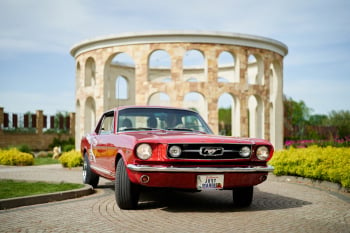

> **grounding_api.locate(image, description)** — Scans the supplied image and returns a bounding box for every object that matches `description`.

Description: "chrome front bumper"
[127,164,274,173]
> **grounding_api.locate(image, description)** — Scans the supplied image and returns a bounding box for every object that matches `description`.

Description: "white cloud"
[0,0,349,115]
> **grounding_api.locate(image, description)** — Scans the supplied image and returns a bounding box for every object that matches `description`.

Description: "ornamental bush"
[269,146,350,188]
[0,148,34,166]
[59,150,83,168]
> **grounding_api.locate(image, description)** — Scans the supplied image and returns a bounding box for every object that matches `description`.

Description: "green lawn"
[0,180,84,199]
[34,157,60,165]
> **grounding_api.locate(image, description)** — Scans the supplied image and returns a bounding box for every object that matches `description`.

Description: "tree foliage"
[217,96,350,141]
[284,96,349,140]
[327,110,350,138]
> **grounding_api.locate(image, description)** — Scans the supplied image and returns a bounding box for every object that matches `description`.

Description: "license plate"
[197,174,224,190]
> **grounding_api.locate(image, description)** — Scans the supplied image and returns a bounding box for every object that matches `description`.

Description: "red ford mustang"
[81,106,274,209]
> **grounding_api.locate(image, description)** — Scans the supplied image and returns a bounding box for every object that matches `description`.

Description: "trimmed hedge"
[269,146,350,188]
[59,150,83,168]
[0,148,34,166]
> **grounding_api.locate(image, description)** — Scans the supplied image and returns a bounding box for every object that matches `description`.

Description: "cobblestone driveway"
[0,165,349,232]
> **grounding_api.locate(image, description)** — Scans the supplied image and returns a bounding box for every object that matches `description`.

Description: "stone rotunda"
[70,31,288,150]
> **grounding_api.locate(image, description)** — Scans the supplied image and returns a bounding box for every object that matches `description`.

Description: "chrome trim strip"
[127,164,274,173]
[90,165,114,176]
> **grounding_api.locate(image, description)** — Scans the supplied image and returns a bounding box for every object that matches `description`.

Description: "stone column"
[69,112,75,137]
[240,95,249,137]
[36,110,43,135]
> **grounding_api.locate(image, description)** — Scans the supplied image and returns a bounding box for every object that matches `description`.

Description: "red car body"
[81,106,274,209]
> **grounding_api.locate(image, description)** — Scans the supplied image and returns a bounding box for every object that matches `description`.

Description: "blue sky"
[0,0,349,116]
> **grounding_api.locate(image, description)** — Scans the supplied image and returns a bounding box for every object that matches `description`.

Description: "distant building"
[70,31,288,150]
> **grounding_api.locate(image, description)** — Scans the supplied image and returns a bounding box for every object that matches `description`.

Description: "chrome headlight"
[136,143,152,160]
[168,145,182,158]
[239,146,251,157]
[256,146,270,161]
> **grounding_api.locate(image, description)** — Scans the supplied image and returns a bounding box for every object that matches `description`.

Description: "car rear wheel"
[83,153,99,188]
[115,159,140,210]
[232,186,253,208]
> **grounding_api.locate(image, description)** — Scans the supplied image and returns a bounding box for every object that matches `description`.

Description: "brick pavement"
[0,165,349,232]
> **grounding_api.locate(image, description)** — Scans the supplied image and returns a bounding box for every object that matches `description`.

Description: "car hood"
[122,130,271,145]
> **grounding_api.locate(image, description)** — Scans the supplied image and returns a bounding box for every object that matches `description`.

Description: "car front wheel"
[83,153,99,188]
[232,186,253,208]
[115,159,140,210]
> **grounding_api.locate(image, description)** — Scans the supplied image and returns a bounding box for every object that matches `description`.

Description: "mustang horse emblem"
[200,147,224,156]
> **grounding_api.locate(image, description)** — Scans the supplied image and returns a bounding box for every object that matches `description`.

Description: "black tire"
[232,186,253,208]
[115,159,140,209]
[83,153,99,188]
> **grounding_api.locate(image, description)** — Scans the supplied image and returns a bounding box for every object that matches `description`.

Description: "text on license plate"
[197,174,224,190]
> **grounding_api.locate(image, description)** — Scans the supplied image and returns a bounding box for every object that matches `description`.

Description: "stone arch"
[218,93,240,136]
[183,49,206,82]
[148,50,171,82]
[187,77,199,82]
[71,32,288,149]
[218,51,237,83]
[184,92,207,121]
[84,97,96,135]
[107,52,136,107]
[76,62,81,88]
[116,76,128,99]
[247,54,264,85]
[85,57,96,87]
[148,92,171,106]
[75,100,81,150]
[248,95,264,138]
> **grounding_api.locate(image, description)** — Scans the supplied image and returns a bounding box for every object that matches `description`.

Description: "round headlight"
[169,145,182,158]
[136,143,152,160]
[239,146,251,157]
[256,146,270,161]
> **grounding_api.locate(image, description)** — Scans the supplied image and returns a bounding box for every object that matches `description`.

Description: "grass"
[34,157,60,165]
[0,180,84,199]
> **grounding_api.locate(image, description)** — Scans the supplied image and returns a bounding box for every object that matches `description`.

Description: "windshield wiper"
[166,128,194,131]
[122,127,156,131]
[166,128,207,134]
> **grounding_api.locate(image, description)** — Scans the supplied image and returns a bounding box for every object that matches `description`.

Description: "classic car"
[81,106,274,209]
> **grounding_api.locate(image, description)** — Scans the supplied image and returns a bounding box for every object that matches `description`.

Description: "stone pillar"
[69,112,75,136]
[36,110,43,135]
[207,99,218,134]
[264,99,270,141]
[240,96,249,137]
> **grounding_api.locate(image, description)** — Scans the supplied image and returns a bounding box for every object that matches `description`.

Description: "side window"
[99,113,114,135]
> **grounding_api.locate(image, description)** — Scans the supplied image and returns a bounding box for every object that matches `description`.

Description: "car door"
[91,111,115,174]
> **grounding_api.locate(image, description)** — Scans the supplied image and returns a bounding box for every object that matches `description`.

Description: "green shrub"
[16,144,32,154]
[63,144,75,152]
[59,150,82,168]
[49,137,75,152]
[0,148,34,166]
[269,146,350,188]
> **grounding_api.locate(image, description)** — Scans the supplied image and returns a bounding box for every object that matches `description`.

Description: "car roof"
[106,105,197,113]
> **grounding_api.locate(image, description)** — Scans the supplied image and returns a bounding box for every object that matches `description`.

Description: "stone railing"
[0,107,75,150]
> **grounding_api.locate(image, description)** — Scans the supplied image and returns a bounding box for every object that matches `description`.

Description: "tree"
[284,96,313,140]
[218,107,231,136]
[327,110,350,138]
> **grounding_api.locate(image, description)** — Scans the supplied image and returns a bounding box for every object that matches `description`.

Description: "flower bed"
[0,148,34,166]
[285,137,350,148]
[269,146,350,188]
[59,150,82,168]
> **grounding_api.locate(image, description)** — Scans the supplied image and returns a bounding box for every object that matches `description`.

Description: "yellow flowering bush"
[0,148,34,166]
[59,150,83,168]
[269,146,350,188]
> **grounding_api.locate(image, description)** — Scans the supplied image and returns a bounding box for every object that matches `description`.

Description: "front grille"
[167,143,252,160]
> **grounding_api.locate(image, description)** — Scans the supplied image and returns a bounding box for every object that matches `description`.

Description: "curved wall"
[71,31,288,149]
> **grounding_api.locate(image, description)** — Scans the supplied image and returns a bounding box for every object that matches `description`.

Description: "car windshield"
[117,107,213,134]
